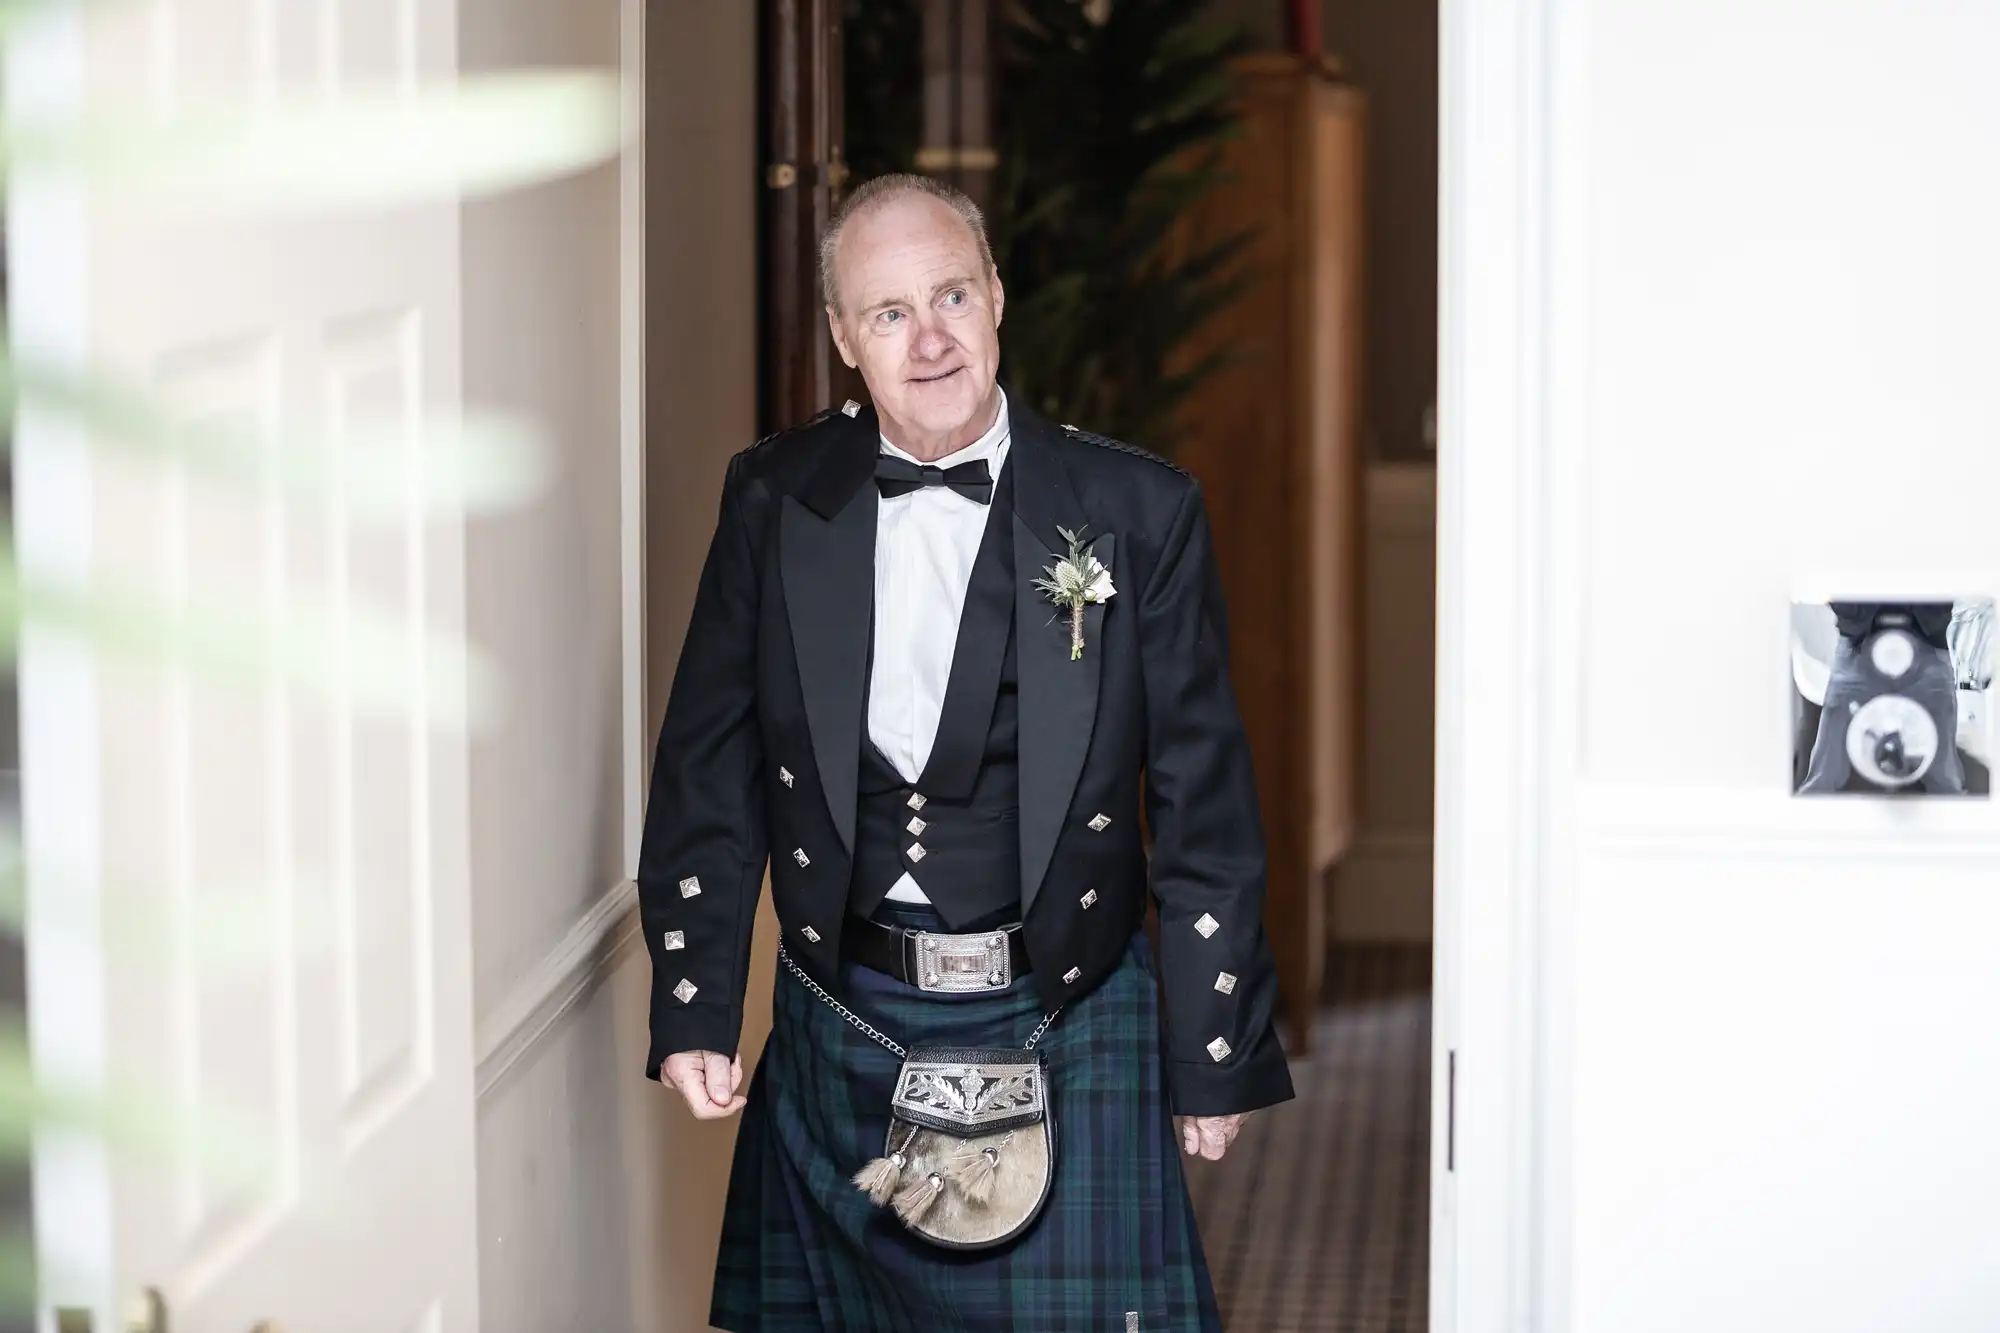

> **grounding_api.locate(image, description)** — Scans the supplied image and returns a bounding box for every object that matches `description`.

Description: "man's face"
[827,194,1005,449]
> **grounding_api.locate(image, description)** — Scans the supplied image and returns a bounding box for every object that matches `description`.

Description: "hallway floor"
[1185,946,1432,1333]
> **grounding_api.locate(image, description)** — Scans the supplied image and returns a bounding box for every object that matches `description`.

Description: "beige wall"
[1332,463,1435,941]
[628,7,770,1330]
[461,1,760,1331]
[644,5,762,714]
[1319,0,1437,461]
[457,0,632,1329]
[1318,0,1439,936]
[460,0,628,1017]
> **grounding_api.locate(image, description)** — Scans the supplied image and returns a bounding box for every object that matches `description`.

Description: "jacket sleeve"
[1138,480,1296,1117]
[636,451,769,1079]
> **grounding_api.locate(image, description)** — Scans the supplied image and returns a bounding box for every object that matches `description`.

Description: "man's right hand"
[663,1050,747,1119]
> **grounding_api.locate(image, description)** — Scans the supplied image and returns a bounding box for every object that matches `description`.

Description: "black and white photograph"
[1790,598,1994,796]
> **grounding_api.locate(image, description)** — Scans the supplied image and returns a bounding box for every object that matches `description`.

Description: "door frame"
[757,0,847,432]
[1434,0,1583,1328]
[618,0,651,878]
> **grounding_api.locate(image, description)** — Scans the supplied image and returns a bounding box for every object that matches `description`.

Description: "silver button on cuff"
[679,875,702,899]
[793,848,810,867]
[1087,812,1111,831]
[1214,971,1237,995]
[663,930,685,951]
[1194,913,1219,938]
[1206,1037,1232,1062]
[673,979,699,1004]
[779,766,794,787]
[802,926,821,943]
[1063,966,1082,984]
[1080,889,1098,909]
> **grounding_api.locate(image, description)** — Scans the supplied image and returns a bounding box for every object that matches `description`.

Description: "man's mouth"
[909,367,964,385]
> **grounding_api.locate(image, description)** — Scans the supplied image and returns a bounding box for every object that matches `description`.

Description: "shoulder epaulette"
[741,404,844,458]
[1058,422,1191,478]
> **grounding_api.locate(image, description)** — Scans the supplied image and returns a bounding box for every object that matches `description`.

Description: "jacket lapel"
[914,459,1016,799]
[1010,405,1110,916]
[780,406,881,856]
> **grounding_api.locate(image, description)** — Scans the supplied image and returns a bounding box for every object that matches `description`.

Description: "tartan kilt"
[711,926,1222,1333]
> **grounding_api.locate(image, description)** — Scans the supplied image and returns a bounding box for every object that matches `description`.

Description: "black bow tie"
[873,454,994,505]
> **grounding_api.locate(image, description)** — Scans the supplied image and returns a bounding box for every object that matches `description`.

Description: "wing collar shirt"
[870,389,1011,904]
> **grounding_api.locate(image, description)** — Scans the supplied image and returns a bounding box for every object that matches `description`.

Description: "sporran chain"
[777,940,1063,1057]
[778,941,906,1057]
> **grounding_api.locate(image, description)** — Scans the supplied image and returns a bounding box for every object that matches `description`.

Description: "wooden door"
[1172,55,1367,1049]
[760,0,851,430]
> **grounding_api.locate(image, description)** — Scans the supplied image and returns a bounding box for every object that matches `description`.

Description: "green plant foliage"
[3,70,626,214]
[0,541,505,725]
[844,0,925,185]
[993,0,1250,452]
[0,835,342,973]
[843,0,1252,453]
[0,358,550,516]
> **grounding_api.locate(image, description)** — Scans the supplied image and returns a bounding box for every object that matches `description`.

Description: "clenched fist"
[1175,1113,1248,1161]
[662,1049,746,1119]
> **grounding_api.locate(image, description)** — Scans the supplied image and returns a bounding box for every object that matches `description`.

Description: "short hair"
[819,173,995,311]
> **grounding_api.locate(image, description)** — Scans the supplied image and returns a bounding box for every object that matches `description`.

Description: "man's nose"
[910,312,955,359]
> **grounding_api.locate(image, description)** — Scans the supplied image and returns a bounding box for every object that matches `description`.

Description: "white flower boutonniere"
[1033,525,1116,661]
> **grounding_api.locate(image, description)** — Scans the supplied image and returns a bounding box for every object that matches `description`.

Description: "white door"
[1439,2,2000,1330]
[12,1,481,1330]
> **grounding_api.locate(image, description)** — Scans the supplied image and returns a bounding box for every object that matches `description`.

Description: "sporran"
[778,942,1061,1251]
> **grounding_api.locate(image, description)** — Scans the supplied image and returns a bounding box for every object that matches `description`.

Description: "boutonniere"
[1033,525,1116,660]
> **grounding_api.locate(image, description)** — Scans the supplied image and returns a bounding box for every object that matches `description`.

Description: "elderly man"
[639,173,1292,1332]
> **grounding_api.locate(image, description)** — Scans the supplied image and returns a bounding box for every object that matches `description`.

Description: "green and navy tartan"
[711,925,1222,1332]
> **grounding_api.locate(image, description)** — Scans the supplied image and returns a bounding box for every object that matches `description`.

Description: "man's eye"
[878,309,903,326]
[942,290,966,307]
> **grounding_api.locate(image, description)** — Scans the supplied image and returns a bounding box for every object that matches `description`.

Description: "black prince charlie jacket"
[637,398,1295,1117]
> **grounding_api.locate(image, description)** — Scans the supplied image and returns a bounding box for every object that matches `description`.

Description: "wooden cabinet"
[1172,54,1367,1049]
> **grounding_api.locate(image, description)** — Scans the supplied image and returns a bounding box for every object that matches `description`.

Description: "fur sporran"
[776,942,1061,1252]
[851,1046,1057,1250]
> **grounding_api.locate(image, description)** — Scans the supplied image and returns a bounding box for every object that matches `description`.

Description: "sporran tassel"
[892,1171,947,1224]
[946,1143,1002,1206]
[852,1151,905,1207]
[855,1126,920,1208]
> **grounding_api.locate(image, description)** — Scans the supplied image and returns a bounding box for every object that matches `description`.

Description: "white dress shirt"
[870,390,1011,904]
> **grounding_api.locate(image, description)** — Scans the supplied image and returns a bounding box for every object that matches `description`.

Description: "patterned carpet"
[1185,947,1433,1333]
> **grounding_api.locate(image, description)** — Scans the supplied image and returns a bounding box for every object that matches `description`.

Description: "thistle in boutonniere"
[1033,525,1116,661]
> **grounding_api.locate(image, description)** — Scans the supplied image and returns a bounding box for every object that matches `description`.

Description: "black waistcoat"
[849,461,1022,929]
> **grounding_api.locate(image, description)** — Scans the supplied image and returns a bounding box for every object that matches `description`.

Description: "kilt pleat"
[710,928,1222,1333]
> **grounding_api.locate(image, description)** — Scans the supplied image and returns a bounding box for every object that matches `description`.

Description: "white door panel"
[14,0,479,1329]
[1440,1,2000,1329]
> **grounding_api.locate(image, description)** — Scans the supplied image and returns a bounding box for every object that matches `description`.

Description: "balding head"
[820,173,993,313]
[821,174,1006,461]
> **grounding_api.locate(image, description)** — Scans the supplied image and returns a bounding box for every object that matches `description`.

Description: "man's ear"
[827,306,859,369]
[989,267,1005,331]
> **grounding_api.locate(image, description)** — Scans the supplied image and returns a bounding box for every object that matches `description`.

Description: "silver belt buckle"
[914,929,1012,993]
